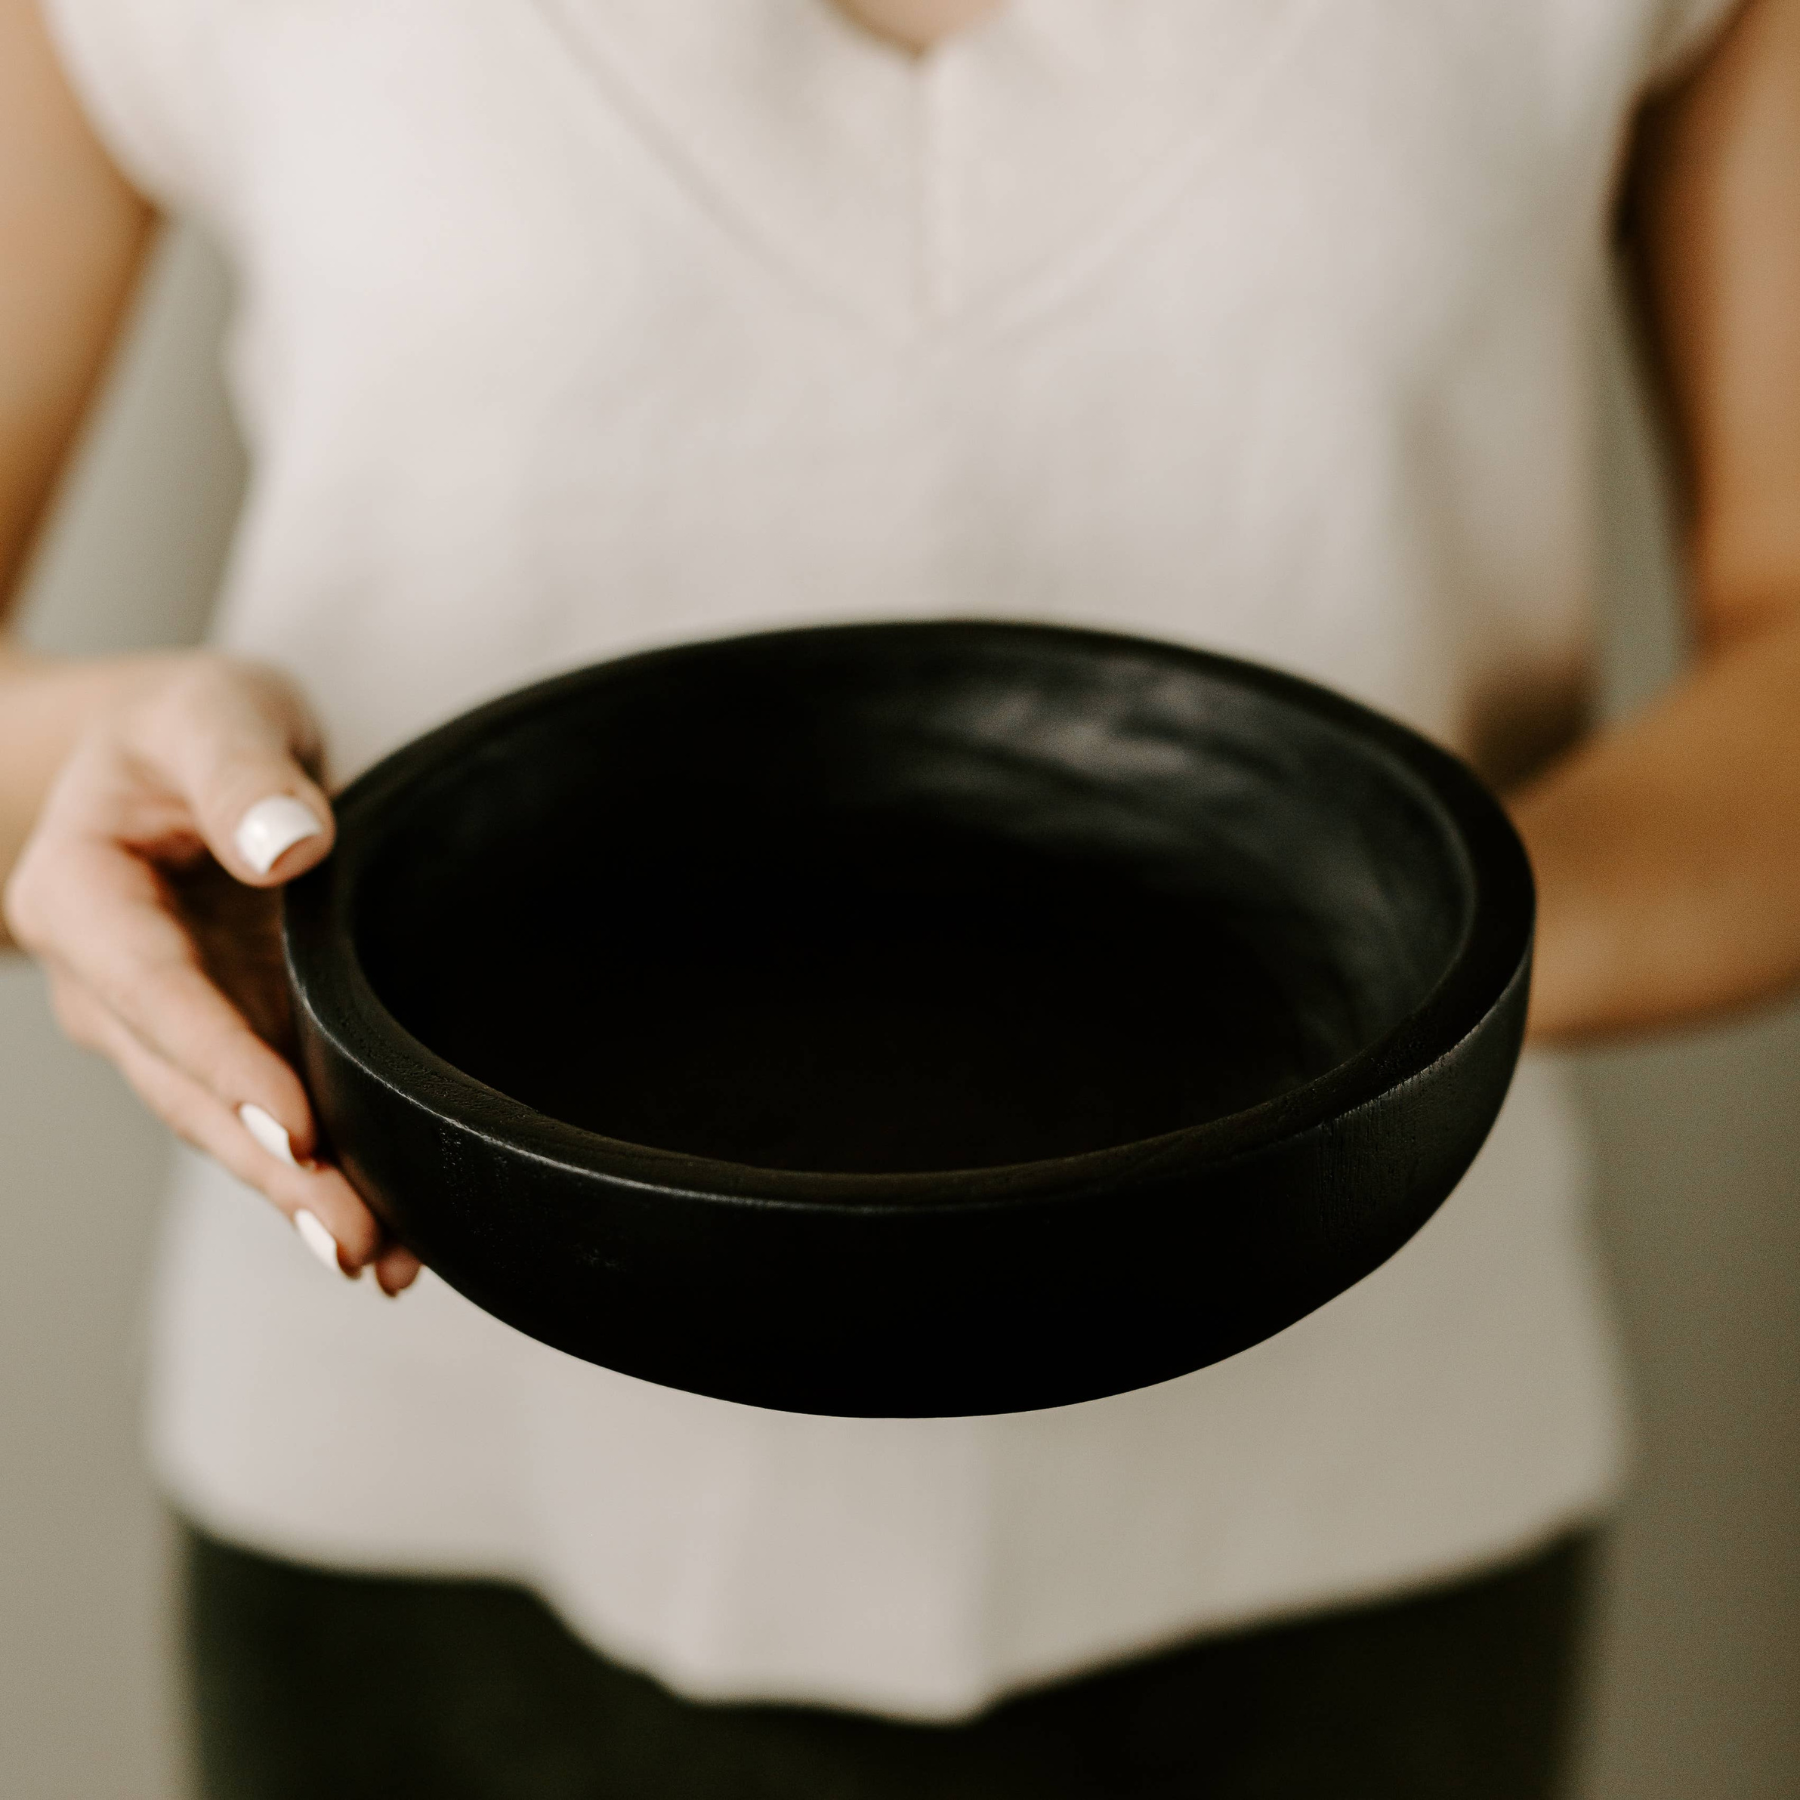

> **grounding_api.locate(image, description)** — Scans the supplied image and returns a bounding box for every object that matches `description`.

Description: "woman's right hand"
[2,652,421,1294]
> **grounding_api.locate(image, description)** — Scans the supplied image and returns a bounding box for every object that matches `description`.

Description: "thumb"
[230,790,334,882]
[134,661,337,886]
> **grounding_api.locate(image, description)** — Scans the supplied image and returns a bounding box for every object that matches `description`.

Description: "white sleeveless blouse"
[47,0,1737,1718]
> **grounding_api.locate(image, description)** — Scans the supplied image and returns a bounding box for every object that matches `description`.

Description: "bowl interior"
[350,633,1472,1176]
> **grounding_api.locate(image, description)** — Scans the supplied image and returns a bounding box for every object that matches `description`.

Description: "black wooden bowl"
[283,621,1533,1416]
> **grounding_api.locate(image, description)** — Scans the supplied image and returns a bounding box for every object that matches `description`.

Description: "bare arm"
[1515,0,1800,1041]
[0,0,189,913]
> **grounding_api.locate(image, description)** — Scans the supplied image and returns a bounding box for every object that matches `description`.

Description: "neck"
[830,0,1007,54]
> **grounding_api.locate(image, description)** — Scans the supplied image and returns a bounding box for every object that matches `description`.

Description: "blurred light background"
[2,227,1797,1799]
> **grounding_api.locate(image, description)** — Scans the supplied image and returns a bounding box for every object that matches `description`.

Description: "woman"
[3,0,1797,1793]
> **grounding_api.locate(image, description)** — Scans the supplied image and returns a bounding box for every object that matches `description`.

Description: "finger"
[28,836,321,1153]
[63,983,389,1270]
[118,658,335,885]
[42,960,116,1056]
[372,1245,424,1297]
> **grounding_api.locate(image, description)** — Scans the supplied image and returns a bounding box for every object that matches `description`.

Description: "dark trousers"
[184,1527,1592,1800]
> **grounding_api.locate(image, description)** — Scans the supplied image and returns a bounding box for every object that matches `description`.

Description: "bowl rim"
[283,619,1535,1213]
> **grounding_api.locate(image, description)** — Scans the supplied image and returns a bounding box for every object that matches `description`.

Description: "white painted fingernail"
[294,1209,343,1273]
[234,795,323,876]
[238,1101,298,1166]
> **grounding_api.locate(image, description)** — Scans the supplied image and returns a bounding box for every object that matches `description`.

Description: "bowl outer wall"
[283,622,1535,1417]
